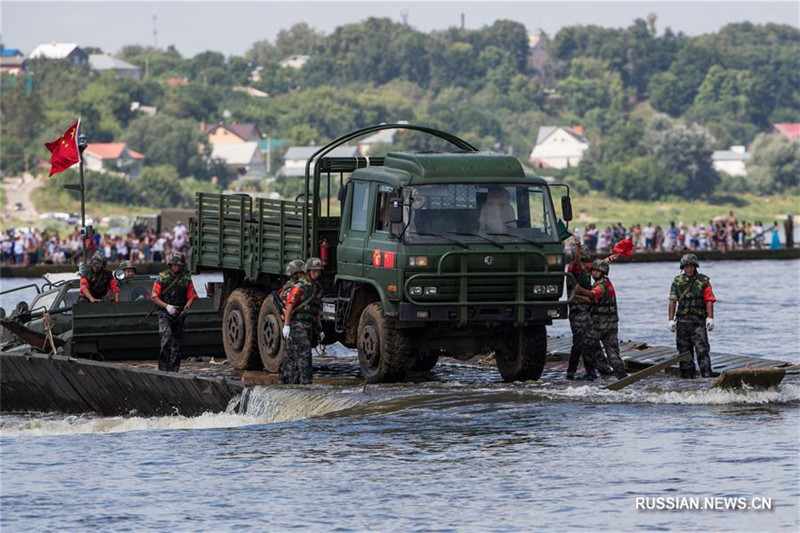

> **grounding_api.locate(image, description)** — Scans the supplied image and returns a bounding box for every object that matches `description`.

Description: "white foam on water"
[533,382,800,405]
[0,386,379,438]
[0,411,265,438]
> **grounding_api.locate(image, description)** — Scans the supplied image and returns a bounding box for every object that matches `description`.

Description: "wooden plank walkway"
[547,337,793,377]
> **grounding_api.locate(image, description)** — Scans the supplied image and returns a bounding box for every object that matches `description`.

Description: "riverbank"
[1,247,798,278]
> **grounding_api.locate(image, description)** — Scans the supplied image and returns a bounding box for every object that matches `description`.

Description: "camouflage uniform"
[670,272,714,378]
[79,254,117,302]
[582,276,628,379]
[281,277,322,384]
[152,270,196,372]
[566,261,607,377]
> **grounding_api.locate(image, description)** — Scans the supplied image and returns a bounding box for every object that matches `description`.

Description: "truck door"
[337,180,371,279]
[364,185,400,292]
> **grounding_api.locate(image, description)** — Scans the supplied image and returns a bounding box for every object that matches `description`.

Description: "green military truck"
[189,124,574,383]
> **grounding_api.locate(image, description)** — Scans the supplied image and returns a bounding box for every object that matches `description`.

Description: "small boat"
[1,273,223,361]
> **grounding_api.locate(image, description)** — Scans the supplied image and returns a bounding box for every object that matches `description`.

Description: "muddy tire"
[257,296,284,373]
[495,325,547,382]
[357,302,410,383]
[222,288,264,370]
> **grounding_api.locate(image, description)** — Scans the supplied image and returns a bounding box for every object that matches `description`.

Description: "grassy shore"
[17,189,800,233]
[570,192,799,229]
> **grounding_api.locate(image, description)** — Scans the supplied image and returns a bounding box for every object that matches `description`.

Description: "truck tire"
[495,325,547,382]
[222,288,264,370]
[357,302,410,383]
[257,297,284,373]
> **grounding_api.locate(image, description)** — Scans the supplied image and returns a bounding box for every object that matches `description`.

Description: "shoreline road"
[2,173,41,223]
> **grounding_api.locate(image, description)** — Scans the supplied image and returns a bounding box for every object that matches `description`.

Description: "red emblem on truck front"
[372,249,382,268]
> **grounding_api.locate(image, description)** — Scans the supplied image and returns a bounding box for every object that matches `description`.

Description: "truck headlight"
[409,286,423,296]
[424,286,438,296]
[408,256,428,267]
[547,254,562,266]
[546,285,559,295]
[533,285,545,295]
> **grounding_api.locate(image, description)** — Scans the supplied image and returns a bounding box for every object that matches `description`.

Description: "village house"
[528,126,589,169]
[88,53,142,81]
[712,146,750,177]
[210,142,266,177]
[279,145,359,177]
[203,121,263,145]
[279,55,310,70]
[766,123,800,142]
[0,49,26,76]
[82,142,145,180]
[28,43,88,65]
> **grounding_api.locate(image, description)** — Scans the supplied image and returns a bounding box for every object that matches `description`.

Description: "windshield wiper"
[487,232,544,248]
[413,231,469,249]
[446,231,505,249]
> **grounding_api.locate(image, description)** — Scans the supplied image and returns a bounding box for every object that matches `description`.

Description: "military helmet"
[304,257,324,272]
[590,259,609,275]
[285,259,305,277]
[90,251,106,268]
[680,254,699,269]
[168,253,186,266]
[120,260,136,272]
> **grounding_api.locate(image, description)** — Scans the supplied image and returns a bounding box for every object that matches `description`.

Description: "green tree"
[136,165,187,207]
[747,134,800,194]
[122,114,208,177]
[644,114,719,198]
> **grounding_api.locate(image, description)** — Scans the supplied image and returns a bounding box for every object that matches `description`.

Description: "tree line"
[1,17,798,202]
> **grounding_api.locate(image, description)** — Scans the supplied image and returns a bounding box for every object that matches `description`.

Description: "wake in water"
[2,375,797,438]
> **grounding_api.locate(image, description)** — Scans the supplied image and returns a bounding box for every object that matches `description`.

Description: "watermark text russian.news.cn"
[635,496,773,511]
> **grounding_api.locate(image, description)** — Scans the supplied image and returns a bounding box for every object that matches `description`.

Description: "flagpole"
[77,117,88,263]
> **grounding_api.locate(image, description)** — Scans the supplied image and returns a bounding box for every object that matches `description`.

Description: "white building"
[89,54,142,80]
[279,146,359,177]
[279,55,310,69]
[210,142,266,176]
[712,146,750,177]
[528,126,589,169]
[28,43,88,64]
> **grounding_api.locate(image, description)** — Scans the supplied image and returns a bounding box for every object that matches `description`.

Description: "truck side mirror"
[561,196,573,222]
[388,197,404,224]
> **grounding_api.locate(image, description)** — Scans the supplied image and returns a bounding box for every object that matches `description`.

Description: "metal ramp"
[547,337,794,377]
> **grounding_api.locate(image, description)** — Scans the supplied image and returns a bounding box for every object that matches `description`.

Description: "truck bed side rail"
[191,193,311,280]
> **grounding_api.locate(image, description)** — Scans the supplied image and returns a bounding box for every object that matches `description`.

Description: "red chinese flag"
[44,119,81,177]
[612,237,635,257]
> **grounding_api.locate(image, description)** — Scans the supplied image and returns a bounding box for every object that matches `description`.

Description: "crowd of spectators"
[571,212,794,254]
[1,221,189,266]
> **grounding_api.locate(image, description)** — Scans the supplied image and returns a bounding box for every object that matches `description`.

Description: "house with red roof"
[203,121,263,145]
[82,142,145,179]
[766,123,800,142]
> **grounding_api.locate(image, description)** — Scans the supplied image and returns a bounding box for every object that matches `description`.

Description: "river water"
[1,260,799,531]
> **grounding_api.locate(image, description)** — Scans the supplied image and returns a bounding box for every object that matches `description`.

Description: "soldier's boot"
[576,373,597,382]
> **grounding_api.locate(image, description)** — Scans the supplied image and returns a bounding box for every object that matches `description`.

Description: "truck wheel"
[495,325,547,382]
[257,297,284,373]
[222,288,264,370]
[357,302,409,383]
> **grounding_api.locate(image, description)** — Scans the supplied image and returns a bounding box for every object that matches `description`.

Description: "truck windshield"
[403,184,558,244]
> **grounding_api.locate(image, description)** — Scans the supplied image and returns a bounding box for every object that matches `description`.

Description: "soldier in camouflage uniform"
[669,254,716,378]
[566,240,617,379]
[151,253,198,372]
[574,259,628,380]
[280,257,325,384]
[79,252,120,303]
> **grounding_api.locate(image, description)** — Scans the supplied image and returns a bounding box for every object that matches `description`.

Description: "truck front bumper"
[398,301,568,324]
